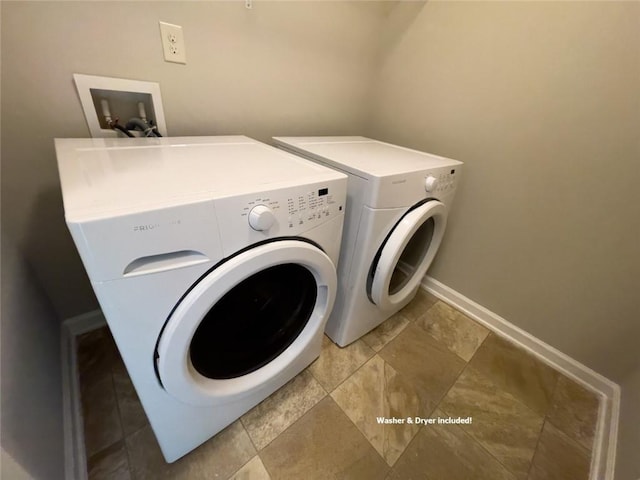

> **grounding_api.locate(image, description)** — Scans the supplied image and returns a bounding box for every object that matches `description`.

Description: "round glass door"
[369,201,447,310]
[156,240,336,406]
[189,263,317,380]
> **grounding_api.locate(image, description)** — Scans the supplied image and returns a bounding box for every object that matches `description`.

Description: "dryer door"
[155,239,336,406]
[369,200,447,310]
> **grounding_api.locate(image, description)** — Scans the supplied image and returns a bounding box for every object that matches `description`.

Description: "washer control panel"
[285,187,336,229]
[213,178,347,250]
[248,205,276,231]
[233,188,339,231]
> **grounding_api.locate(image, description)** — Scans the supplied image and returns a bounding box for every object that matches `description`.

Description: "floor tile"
[113,358,148,437]
[378,322,466,415]
[126,420,255,480]
[416,301,489,361]
[260,397,389,480]
[229,455,272,480]
[78,326,125,457]
[331,355,421,466]
[387,409,517,480]
[438,366,544,478]
[81,372,123,458]
[546,375,600,451]
[241,369,326,450]
[87,440,130,480]
[468,333,558,416]
[77,326,119,382]
[362,311,411,352]
[307,335,374,392]
[77,294,600,480]
[528,421,591,480]
[399,288,439,322]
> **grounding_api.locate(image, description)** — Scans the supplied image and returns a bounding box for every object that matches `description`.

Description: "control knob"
[248,205,276,231]
[425,175,438,193]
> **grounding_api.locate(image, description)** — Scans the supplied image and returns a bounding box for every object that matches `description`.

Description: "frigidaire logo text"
[133,219,181,232]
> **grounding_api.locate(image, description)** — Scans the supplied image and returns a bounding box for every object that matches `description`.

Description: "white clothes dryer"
[273,136,462,347]
[55,136,347,462]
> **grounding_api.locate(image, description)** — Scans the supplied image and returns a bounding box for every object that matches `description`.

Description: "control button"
[425,175,438,193]
[249,205,276,231]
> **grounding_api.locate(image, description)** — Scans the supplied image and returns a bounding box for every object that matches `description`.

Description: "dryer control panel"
[425,166,459,195]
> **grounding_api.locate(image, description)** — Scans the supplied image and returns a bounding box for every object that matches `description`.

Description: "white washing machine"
[273,136,462,347]
[55,136,347,462]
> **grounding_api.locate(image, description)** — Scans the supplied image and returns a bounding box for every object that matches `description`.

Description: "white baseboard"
[61,310,106,480]
[421,276,620,480]
[63,309,107,337]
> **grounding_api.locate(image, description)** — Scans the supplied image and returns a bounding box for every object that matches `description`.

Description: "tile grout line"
[422,276,619,480]
[244,369,330,454]
[74,290,603,480]
[224,454,261,480]
[432,319,594,480]
[308,338,376,395]
[80,329,134,480]
[380,355,423,469]
[327,392,391,472]
[239,416,261,454]
[333,353,407,468]
[331,296,480,470]
[329,296,473,470]
[322,353,389,463]
[430,323,490,415]
[525,374,561,480]
[408,314,530,478]
[432,332,555,480]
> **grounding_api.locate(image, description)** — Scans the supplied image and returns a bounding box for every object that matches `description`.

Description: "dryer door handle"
[123,250,209,276]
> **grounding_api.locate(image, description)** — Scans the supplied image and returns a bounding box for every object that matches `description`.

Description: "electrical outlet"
[159,21,186,64]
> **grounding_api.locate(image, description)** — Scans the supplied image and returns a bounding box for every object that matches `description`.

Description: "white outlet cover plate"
[159,21,186,64]
[73,74,167,138]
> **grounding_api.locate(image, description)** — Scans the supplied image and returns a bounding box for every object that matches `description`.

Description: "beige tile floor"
[77,290,601,480]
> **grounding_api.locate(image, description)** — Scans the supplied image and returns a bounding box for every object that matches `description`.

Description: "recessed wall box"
[74,74,167,138]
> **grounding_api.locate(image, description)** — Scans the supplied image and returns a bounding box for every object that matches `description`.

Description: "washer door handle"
[123,250,209,276]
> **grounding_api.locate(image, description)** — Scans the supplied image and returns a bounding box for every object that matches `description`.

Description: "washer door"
[156,239,336,406]
[369,200,447,310]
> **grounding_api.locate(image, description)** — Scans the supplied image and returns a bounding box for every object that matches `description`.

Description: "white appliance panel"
[56,136,347,462]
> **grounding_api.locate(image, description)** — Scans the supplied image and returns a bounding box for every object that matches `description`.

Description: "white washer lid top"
[273,136,462,179]
[55,136,344,220]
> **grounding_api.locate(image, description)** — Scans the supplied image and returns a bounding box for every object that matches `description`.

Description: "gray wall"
[1,0,393,319]
[368,1,640,383]
[366,4,640,477]
[1,233,64,480]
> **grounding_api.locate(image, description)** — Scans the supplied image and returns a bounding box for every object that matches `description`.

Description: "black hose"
[112,123,134,138]
[126,117,163,137]
[149,119,163,137]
